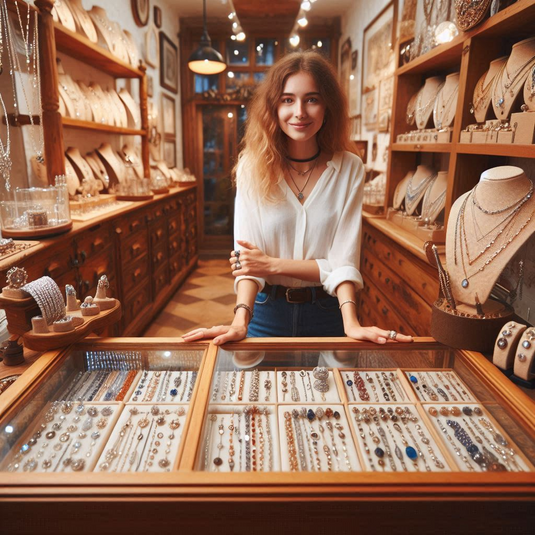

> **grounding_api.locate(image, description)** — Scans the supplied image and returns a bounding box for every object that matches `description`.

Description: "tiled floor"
[145,259,235,337]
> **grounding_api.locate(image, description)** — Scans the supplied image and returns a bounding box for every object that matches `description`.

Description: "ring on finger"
[234,249,241,258]
[235,260,242,270]
[388,330,397,340]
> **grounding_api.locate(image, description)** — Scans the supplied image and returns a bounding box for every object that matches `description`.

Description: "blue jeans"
[247,285,345,337]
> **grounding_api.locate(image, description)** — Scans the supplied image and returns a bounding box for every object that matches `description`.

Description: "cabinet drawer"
[362,223,439,306]
[114,211,146,240]
[152,265,169,301]
[74,223,112,264]
[168,235,182,257]
[169,254,184,281]
[123,257,150,296]
[146,202,165,223]
[77,250,116,300]
[358,280,414,336]
[152,242,168,271]
[149,220,167,248]
[361,253,432,336]
[168,214,181,236]
[121,230,148,265]
[123,281,151,328]
[21,244,73,282]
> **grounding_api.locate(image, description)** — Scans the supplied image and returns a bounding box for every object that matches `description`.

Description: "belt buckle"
[285,288,306,303]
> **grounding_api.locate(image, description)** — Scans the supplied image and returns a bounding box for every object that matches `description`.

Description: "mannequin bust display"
[86,151,110,190]
[119,88,141,128]
[393,170,413,210]
[446,166,535,311]
[111,21,131,64]
[109,89,128,128]
[52,0,76,32]
[492,36,535,120]
[433,73,459,130]
[414,76,445,130]
[64,157,80,196]
[472,57,507,123]
[68,0,98,43]
[121,143,144,180]
[123,30,140,67]
[58,73,87,121]
[405,90,419,127]
[404,164,437,216]
[89,83,116,127]
[421,171,448,224]
[76,81,99,123]
[89,7,117,57]
[523,64,535,111]
[96,143,125,185]
[66,147,95,183]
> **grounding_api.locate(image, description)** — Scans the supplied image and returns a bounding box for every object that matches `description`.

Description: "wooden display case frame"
[0,337,534,532]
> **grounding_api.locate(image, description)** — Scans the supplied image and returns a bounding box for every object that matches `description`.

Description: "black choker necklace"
[286,149,321,163]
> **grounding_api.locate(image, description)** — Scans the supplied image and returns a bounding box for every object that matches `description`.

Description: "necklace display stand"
[415,76,445,130]
[431,166,534,352]
[415,171,448,243]
[69,0,98,43]
[433,73,459,142]
[507,63,535,145]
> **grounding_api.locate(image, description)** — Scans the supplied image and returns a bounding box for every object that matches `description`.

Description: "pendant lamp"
[188,0,227,75]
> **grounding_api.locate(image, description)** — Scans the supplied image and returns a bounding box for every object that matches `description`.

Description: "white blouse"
[234,151,364,296]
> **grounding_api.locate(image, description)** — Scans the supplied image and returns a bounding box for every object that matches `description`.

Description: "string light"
[297,16,308,27]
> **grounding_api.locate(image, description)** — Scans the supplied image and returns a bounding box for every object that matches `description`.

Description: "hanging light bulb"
[236,31,246,41]
[297,16,308,28]
[301,1,311,11]
[188,0,227,74]
[228,12,235,19]
[289,34,300,47]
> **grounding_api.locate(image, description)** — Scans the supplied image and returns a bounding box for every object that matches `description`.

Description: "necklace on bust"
[493,56,535,113]
[470,70,495,114]
[405,171,437,213]
[286,157,318,202]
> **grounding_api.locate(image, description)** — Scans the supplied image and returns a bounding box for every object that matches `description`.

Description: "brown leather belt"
[262,283,330,303]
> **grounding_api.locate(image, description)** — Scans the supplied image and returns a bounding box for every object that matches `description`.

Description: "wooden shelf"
[397,36,464,76]
[61,117,146,136]
[392,143,453,153]
[54,22,143,78]
[456,143,535,158]
[363,216,430,264]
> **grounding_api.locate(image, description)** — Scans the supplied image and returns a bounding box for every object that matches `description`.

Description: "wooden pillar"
[35,0,65,184]
[139,62,150,179]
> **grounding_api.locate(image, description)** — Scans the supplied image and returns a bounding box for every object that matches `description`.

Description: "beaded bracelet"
[233,303,254,321]
[339,299,357,310]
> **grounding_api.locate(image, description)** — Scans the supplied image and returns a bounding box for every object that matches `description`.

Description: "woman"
[183,51,411,346]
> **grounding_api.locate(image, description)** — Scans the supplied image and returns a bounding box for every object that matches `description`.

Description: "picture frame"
[144,24,159,68]
[349,114,361,139]
[161,93,176,137]
[361,2,397,94]
[378,76,394,113]
[378,109,390,132]
[153,5,162,28]
[131,0,150,27]
[363,88,378,128]
[159,32,178,94]
[147,74,154,98]
[164,139,176,168]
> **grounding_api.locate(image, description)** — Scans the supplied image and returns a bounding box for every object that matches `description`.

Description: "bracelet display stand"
[492,321,527,374]
[511,328,535,388]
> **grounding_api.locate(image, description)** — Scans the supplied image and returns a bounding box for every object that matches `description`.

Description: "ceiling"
[165,0,356,33]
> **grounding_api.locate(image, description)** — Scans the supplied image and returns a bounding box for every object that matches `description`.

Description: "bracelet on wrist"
[234,303,254,322]
[339,299,357,310]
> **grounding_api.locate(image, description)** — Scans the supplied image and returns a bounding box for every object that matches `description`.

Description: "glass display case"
[0,338,534,530]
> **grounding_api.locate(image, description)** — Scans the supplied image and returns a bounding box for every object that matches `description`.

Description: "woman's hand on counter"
[182,324,248,345]
[344,322,413,344]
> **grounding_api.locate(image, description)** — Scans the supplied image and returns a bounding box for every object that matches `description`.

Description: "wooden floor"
[145,258,235,336]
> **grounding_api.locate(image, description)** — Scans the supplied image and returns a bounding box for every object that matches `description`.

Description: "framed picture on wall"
[164,139,176,168]
[160,32,178,93]
[363,88,378,128]
[349,114,361,139]
[378,76,394,112]
[144,24,159,68]
[361,2,397,94]
[378,110,390,132]
[154,5,162,28]
[132,0,150,27]
[161,93,176,137]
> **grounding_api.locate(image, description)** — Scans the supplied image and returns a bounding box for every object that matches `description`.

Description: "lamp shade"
[188,43,227,75]
[187,0,227,75]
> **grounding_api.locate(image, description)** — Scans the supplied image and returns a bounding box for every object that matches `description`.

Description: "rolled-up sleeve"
[233,186,266,293]
[316,157,364,295]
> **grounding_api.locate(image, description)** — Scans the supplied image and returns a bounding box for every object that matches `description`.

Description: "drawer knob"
[131,244,142,255]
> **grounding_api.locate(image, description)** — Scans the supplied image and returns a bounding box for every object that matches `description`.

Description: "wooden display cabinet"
[0,337,533,532]
[362,0,535,334]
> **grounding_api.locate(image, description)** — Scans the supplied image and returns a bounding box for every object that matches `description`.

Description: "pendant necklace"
[286,156,318,203]
[405,172,437,213]
[493,56,535,114]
